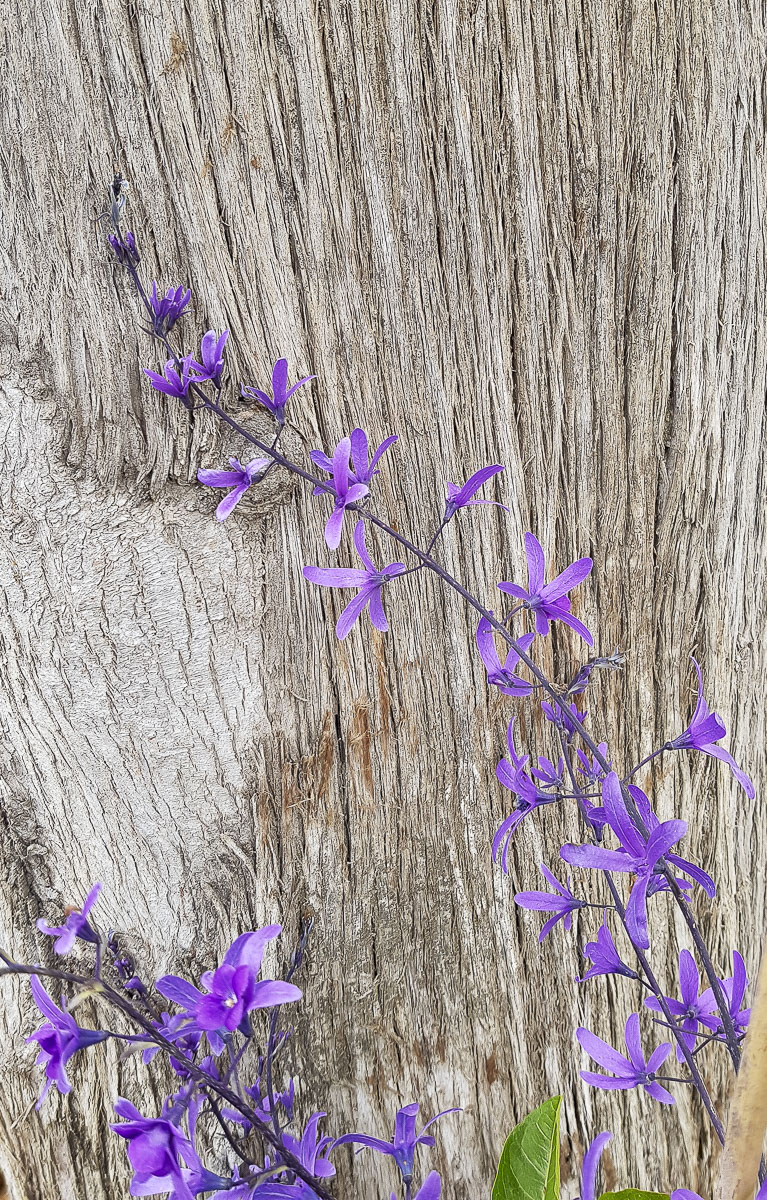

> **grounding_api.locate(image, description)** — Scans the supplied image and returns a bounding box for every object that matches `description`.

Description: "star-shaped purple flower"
[493,726,562,870]
[191,329,229,387]
[699,950,751,1038]
[144,354,198,404]
[514,864,585,940]
[443,465,508,522]
[644,949,718,1060]
[197,456,271,520]
[310,436,370,549]
[148,282,191,336]
[475,619,534,696]
[670,657,755,798]
[498,533,593,644]
[26,975,109,1107]
[577,1132,612,1200]
[577,915,638,982]
[333,1102,458,1186]
[303,520,406,640]
[541,699,587,738]
[241,358,315,427]
[560,772,688,949]
[156,925,302,1055]
[282,1112,336,1180]
[37,882,102,953]
[111,1098,202,1200]
[577,1013,674,1103]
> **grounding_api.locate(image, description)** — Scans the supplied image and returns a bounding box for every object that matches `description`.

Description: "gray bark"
[2,0,766,1197]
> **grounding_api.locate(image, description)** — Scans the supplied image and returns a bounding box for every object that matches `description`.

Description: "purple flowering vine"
[303,520,406,640]
[498,532,593,644]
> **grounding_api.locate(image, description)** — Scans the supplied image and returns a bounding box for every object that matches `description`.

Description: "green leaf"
[599,1192,670,1200]
[492,1095,562,1200]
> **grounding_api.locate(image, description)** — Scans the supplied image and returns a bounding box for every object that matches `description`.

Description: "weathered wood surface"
[2,0,766,1196]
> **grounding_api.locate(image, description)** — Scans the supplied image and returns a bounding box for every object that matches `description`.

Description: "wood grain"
[1,0,766,1196]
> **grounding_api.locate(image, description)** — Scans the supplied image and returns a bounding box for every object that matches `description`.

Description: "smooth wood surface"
[2,1,766,1196]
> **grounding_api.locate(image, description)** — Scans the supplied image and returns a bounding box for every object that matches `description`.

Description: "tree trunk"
[2,1,766,1197]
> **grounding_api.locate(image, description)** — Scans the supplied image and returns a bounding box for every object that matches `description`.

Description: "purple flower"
[282,1112,335,1180]
[493,745,560,871]
[699,951,751,1038]
[138,1011,201,1075]
[349,428,398,485]
[392,1175,442,1200]
[577,916,638,982]
[627,783,716,899]
[144,354,198,404]
[475,619,535,696]
[241,359,315,427]
[111,1098,202,1200]
[576,744,610,787]
[644,950,718,1061]
[156,926,302,1055]
[108,230,139,264]
[671,1191,706,1200]
[26,975,109,1106]
[311,428,397,489]
[149,282,191,335]
[191,329,229,387]
[197,457,271,521]
[443,465,507,522]
[514,864,585,940]
[541,699,587,738]
[576,1132,612,1200]
[334,1102,457,1186]
[498,533,593,644]
[303,520,406,640]
[560,772,688,949]
[670,658,755,798]
[311,437,370,549]
[577,1013,674,1103]
[37,883,101,953]
[531,755,565,788]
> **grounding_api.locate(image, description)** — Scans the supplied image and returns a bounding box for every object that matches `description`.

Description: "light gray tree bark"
[2,0,766,1197]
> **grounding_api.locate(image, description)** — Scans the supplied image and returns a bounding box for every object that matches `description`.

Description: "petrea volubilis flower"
[514,864,585,940]
[148,282,191,336]
[334,1102,458,1187]
[494,754,560,871]
[241,358,315,427]
[700,951,751,1038]
[576,1132,612,1200]
[669,657,755,798]
[475,619,535,696]
[443,465,507,522]
[498,532,593,644]
[627,783,716,899]
[144,354,198,405]
[577,1013,674,1103]
[560,771,688,948]
[303,520,406,640]
[197,457,271,521]
[156,925,302,1054]
[644,950,718,1060]
[541,699,587,738]
[577,916,638,982]
[311,436,370,549]
[111,1098,202,1200]
[37,882,101,952]
[26,975,109,1106]
[282,1112,336,1181]
[393,1174,442,1200]
[191,329,229,387]
[311,428,397,488]
[108,229,139,264]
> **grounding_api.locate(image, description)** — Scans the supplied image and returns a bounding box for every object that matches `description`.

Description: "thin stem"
[622,745,672,783]
[207,1093,254,1165]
